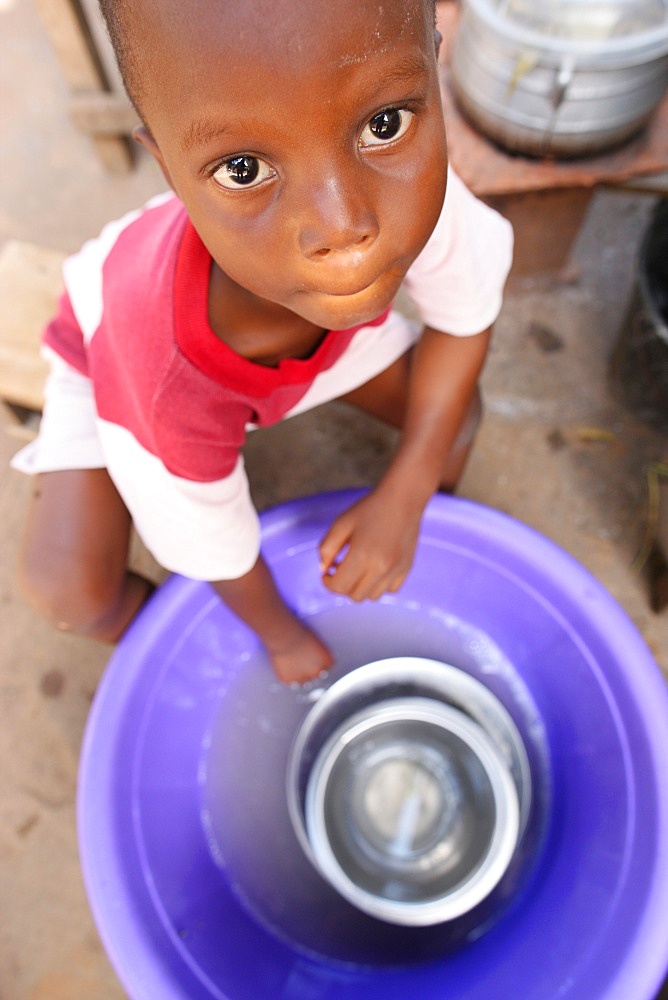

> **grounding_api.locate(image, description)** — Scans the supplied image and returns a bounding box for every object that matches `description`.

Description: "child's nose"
[297,172,379,259]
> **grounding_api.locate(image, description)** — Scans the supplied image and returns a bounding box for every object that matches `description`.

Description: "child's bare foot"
[267,623,334,685]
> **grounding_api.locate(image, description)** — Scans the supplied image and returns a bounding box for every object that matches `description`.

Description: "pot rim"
[460,0,668,64]
[303,695,521,925]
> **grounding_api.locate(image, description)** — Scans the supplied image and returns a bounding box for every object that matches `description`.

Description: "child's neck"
[208,262,327,368]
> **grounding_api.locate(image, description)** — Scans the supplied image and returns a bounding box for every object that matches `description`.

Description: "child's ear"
[434,28,443,59]
[133,125,175,191]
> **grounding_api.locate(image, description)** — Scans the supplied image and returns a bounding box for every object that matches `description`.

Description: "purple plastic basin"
[77,490,668,1000]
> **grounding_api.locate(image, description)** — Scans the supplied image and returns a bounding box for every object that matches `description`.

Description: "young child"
[13,0,513,685]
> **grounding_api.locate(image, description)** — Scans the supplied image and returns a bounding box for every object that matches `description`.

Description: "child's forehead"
[136,0,433,76]
[128,0,438,140]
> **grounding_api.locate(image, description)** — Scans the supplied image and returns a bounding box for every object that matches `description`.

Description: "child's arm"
[319,325,490,601]
[212,557,333,684]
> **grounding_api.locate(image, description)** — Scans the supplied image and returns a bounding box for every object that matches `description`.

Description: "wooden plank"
[91,134,135,173]
[0,242,65,412]
[70,91,139,136]
[69,93,138,170]
[0,399,37,441]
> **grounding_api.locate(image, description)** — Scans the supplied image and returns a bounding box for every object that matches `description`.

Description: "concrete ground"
[1,1,667,998]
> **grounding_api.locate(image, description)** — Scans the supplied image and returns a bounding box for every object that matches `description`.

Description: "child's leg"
[338,350,482,492]
[19,468,154,642]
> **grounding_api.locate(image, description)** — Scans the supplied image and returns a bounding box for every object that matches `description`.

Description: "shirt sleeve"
[97,420,261,581]
[42,290,90,375]
[401,167,514,336]
[10,348,106,474]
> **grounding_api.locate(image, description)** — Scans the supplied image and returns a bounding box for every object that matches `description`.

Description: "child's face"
[135,0,448,331]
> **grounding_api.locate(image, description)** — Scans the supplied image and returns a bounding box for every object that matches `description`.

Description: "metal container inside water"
[287,658,531,926]
[450,0,668,157]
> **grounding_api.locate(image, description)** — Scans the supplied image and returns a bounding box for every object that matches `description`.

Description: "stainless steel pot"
[287,658,531,926]
[450,0,668,157]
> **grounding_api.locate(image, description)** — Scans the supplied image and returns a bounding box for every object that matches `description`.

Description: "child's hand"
[266,622,334,685]
[319,490,422,602]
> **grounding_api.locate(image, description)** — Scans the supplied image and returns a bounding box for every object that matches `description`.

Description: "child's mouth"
[294,262,406,327]
[324,278,376,298]
[308,275,377,299]
[299,282,396,331]
[312,263,404,302]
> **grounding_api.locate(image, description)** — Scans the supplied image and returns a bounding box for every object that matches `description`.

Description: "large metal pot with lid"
[450,0,668,157]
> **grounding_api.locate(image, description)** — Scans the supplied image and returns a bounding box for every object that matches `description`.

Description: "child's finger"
[322,554,367,598]
[319,515,354,574]
[322,560,398,602]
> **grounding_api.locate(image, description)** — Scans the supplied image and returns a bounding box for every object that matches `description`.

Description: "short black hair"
[98,0,144,116]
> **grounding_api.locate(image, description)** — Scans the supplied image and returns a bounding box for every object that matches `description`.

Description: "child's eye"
[359,108,414,147]
[212,155,275,190]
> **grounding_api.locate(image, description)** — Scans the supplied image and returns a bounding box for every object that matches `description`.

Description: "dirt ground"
[1,0,667,997]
